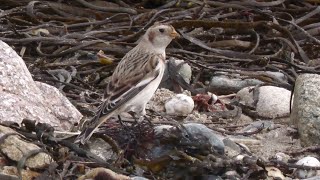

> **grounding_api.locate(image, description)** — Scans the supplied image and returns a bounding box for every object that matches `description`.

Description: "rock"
[0,125,54,169]
[86,138,118,162]
[147,88,175,113]
[0,40,82,130]
[240,120,275,133]
[1,166,40,180]
[224,170,241,179]
[303,176,320,180]
[184,111,208,123]
[223,138,241,157]
[293,156,320,179]
[209,75,263,95]
[266,167,285,180]
[154,123,225,155]
[165,94,194,116]
[209,71,288,95]
[160,57,192,90]
[200,175,223,180]
[78,167,130,180]
[237,86,291,118]
[291,74,320,147]
[274,152,290,163]
[236,114,253,125]
[131,177,149,180]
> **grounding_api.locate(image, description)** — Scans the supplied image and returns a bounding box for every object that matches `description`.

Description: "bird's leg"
[143,115,152,125]
[128,111,139,124]
[118,115,125,126]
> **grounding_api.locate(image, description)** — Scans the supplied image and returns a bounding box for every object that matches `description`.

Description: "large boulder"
[291,74,320,146]
[0,40,82,130]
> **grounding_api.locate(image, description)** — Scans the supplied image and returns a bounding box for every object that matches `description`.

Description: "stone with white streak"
[165,94,194,116]
[0,40,82,130]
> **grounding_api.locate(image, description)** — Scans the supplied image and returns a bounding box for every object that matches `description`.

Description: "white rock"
[0,40,82,130]
[294,156,320,179]
[237,86,290,118]
[165,94,194,116]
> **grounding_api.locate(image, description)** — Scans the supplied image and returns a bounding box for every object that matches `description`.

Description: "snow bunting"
[76,23,179,144]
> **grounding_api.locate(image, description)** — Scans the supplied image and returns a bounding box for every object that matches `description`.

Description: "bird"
[76,23,179,144]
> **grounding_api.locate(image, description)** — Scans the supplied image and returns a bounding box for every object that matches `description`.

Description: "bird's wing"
[76,52,164,144]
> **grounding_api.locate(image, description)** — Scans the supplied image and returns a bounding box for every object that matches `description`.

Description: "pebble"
[165,94,194,116]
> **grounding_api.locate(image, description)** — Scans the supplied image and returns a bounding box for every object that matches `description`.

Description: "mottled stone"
[291,74,320,146]
[0,40,82,130]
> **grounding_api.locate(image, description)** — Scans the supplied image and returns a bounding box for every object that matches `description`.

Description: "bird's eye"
[159,28,165,33]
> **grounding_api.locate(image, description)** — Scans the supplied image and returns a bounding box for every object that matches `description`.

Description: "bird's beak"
[170,30,180,39]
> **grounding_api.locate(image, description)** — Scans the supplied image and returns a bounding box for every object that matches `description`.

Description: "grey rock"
[209,75,263,95]
[0,125,54,169]
[86,138,118,162]
[0,40,82,130]
[160,57,192,89]
[240,120,275,133]
[209,71,288,95]
[237,86,291,118]
[291,74,320,147]
[223,138,241,157]
[154,123,225,155]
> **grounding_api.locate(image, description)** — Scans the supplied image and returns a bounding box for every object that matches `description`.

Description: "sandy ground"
[148,89,302,161]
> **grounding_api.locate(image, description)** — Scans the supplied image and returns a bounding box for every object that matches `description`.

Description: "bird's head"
[142,23,179,51]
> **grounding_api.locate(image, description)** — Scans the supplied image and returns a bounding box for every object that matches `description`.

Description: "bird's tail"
[75,115,110,144]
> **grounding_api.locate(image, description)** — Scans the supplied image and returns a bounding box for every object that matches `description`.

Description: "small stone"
[78,167,130,180]
[274,152,290,163]
[160,57,192,90]
[147,88,175,113]
[236,114,253,125]
[0,125,54,169]
[266,167,285,180]
[240,120,274,133]
[1,166,40,180]
[223,138,241,157]
[154,123,225,155]
[294,156,320,179]
[86,138,118,162]
[225,170,241,179]
[131,177,149,180]
[184,111,208,123]
[209,74,263,95]
[209,71,288,95]
[165,94,194,116]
